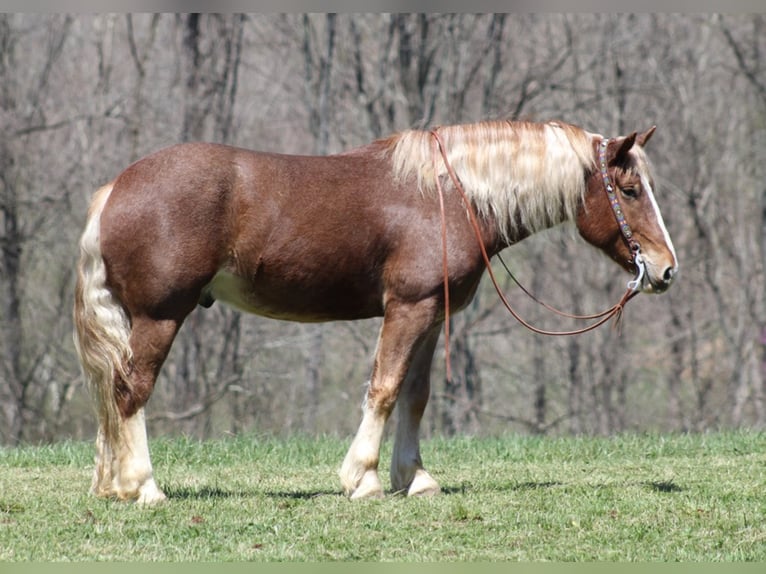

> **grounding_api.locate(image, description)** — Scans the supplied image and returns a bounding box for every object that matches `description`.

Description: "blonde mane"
[387,120,597,242]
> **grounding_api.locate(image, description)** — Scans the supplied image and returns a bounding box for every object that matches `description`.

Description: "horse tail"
[73,182,132,445]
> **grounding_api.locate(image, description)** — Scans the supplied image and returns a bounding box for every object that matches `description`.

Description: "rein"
[430,129,643,380]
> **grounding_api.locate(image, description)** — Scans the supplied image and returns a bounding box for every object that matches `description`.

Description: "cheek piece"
[598,138,646,293]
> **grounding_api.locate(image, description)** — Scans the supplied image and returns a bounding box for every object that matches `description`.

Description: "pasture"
[0,431,763,561]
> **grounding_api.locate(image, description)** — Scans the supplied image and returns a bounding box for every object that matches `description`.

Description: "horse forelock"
[388,120,595,242]
[627,144,654,186]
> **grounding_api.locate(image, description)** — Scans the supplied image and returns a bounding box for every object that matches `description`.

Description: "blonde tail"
[73,183,132,445]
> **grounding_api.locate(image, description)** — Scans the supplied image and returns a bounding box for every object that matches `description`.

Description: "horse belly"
[204,269,382,322]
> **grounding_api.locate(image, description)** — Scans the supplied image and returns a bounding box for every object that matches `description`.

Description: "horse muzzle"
[634,254,677,294]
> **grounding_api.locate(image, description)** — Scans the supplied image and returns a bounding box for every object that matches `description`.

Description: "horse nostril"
[662,266,676,284]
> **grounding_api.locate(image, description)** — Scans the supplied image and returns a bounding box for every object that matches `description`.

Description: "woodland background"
[0,13,764,445]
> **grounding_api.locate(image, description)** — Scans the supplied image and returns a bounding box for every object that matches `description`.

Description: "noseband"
[598,138,646,293]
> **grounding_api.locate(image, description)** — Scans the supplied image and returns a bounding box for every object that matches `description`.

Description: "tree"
[1,14,765,443]
[0,15,78,444]
[158,14,248,437]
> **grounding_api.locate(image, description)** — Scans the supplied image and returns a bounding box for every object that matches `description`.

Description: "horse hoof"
[407,470,441,497]
[107,478,167,505]
[135,481,168,506]
[347,470,384,500]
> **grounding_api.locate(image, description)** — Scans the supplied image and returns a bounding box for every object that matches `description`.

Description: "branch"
[132,15,162,73]
[436,391,574,435]
[148,375,243,423]
[718,16,766,106]
[14,115,86,137]
[476,403,575,434]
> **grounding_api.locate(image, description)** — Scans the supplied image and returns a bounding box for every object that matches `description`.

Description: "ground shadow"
[164,485,248,500]
[164,479,682,500]
[511,481,564,490]
[265,489,342,500]
[439,480,563,495]
[164,484,342,501]
[440,479,683,495]
[642,480,684,493]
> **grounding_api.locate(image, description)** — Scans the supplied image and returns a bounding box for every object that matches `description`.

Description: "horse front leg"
[339,300,438,499]
[390,325,442,496]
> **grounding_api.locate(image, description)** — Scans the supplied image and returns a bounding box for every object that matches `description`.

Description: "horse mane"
[386,120,596,241]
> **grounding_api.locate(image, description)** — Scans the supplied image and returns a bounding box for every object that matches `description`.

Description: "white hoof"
[347,469,384,500]
[407,469,441,497]
[135,479,167,505]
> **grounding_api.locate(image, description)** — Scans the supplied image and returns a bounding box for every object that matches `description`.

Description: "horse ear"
[637,125,656,147]
[610,132,637,165]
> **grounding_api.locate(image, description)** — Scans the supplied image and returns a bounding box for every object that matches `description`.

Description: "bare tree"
[717,14,766,427]
[2,14,766,443]
[151,14,249,438]
[0,15,79,444]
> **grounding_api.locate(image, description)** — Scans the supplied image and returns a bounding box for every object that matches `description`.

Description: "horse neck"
[386,121,594,250]
[438,127,592,248]
[470,173,587,255]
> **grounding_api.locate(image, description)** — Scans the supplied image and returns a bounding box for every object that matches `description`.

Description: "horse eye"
[621,187,639,199]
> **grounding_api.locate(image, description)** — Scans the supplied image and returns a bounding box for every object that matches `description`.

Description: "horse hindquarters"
[73,183,171,504]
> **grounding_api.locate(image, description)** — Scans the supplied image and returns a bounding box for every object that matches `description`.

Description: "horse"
[73,119,678,504]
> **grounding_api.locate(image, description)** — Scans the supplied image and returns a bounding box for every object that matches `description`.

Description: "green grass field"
[0,431,764,561]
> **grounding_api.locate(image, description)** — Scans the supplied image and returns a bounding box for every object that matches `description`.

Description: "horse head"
[577,126,678,294]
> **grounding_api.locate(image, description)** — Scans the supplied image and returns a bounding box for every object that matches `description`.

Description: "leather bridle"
[598,137,647,292]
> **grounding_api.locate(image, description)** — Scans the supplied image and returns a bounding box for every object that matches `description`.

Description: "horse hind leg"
[74,190,181,504]
[94,404,162,505]
[92,316,179,504]
[75,299,175,504]
[390,326,442,496]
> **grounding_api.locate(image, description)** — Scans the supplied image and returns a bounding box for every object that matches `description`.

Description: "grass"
[0,431,764,561]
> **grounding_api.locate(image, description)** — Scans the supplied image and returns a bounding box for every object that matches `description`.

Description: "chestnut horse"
[73,119,677,504]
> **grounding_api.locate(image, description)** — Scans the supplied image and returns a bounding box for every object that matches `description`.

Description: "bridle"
[430,129,644,381]
[598,137,647,292]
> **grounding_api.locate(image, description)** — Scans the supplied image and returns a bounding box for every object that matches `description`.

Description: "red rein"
[429,129,638,382]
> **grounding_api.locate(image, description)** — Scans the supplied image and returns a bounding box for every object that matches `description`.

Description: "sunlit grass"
[1,431,764,561]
